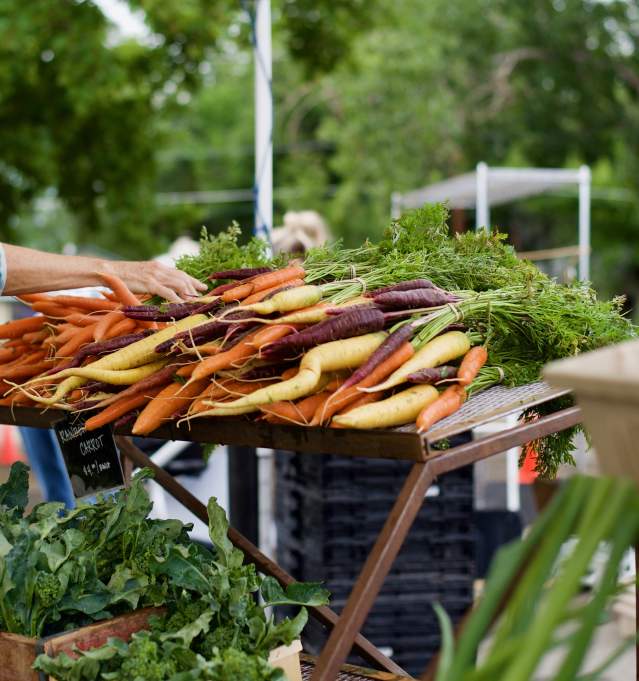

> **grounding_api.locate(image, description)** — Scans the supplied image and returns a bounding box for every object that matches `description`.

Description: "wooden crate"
[0,606,303,681]
[544,338,639,487]
[0,607,163,681]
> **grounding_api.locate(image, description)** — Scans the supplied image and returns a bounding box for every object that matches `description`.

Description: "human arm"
[0,244,207,302]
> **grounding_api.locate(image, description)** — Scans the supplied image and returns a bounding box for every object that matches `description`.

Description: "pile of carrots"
[0,266,493,436]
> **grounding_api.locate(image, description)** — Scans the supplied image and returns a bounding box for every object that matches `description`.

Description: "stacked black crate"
[275,447,475,676]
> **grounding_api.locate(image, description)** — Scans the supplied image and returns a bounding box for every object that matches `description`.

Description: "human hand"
[105,260,207,303]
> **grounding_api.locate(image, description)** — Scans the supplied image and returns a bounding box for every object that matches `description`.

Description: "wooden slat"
[41,607,164,658]
[0,406,426,460]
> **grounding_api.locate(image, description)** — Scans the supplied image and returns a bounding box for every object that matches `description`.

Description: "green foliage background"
[1,0,638,308]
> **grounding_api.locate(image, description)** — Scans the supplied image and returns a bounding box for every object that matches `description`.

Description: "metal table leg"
[312,461,436,681]
[115,436,406,676]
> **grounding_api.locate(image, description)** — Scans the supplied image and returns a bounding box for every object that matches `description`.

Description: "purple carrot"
[90,364,179,410]
[325,303,378,316]
[46,332,151,375]
[123,300,220,322]
[208,266,272,281]
[240,363,290,381]
[154,308,252,353]
[406,366,458,384]
[83,381,123,394]
[261,308,385,359]
[374,288,459,310]
[114,411,139,429]
[340,323,415,391]
[365,279,437,298]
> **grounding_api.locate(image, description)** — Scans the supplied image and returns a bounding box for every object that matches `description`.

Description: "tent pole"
[254,0,273,246]
[578,165,591,282]
[476,161,489,231]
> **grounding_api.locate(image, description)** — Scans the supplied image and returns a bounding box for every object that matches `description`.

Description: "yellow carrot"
[243,285,323,315]
[333,384,439,430]
[201,332,386,415]
[22,314,207,405]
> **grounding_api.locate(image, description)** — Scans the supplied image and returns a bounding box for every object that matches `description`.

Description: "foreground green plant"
[433,475,639,681]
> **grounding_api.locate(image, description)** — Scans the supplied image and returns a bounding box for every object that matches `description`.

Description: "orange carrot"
[56,324,98,358]
[0,360,53,381]
[221,281,254,303]
[247,265,306,294]
[94,310,125,342]
[52,324,82,347]
[190,378,274,415]
[416,385,466,433]
[189,329,263,382]
[132,380,209,436]
[66,312,108,327]
[251,323,298,350]
[281,366,298,381]
[42,296,120,312]
[3,339,29,349]
[85,386,163,431]
[97,272,157,330]
[22,329,49,345]
[312,341,415,426]
[0,347,19,364]
[31,301,82,317]
[221,265,306,302]
[194,342,221,356]
[97,272,141,307]
[176,363,196,378]
[337,391,382,415]
[104,317,137,340]
[262,391,331,426]
[457,346,488,386]
[241,278,304,305]
[0,317,46,339]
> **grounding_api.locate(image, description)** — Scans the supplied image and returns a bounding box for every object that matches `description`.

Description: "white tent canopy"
[392,163,591,281]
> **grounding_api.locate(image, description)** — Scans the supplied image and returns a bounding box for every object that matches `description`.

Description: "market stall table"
[0,382,582,681]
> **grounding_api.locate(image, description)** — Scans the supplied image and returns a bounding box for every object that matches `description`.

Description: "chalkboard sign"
[54,415,124,498]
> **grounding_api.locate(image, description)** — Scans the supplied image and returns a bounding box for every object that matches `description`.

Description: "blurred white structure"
[392,163,591,281]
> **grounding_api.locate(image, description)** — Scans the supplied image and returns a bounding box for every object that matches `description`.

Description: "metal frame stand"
[0,402,586,680]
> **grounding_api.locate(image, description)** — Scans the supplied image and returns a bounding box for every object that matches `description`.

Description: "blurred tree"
[269,0,639,301]
[0,0,374,257]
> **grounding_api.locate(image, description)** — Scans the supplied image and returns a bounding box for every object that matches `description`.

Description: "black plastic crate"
[275,446,475,676]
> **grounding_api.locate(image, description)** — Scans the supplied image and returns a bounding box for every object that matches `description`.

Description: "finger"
[177,272,206,294]
[191,278,207,292]
[153,284,181,304]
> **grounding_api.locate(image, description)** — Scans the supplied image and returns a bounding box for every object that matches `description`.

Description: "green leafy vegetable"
[32,491,329,681]
[176,224,280,287]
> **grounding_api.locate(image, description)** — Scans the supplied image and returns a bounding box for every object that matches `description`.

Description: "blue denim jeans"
[19,427,75,508]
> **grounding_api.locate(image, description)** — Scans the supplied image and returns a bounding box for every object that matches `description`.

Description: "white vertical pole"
[578,165,591,282]
[476,162,490,231]
[254,0,273,247]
